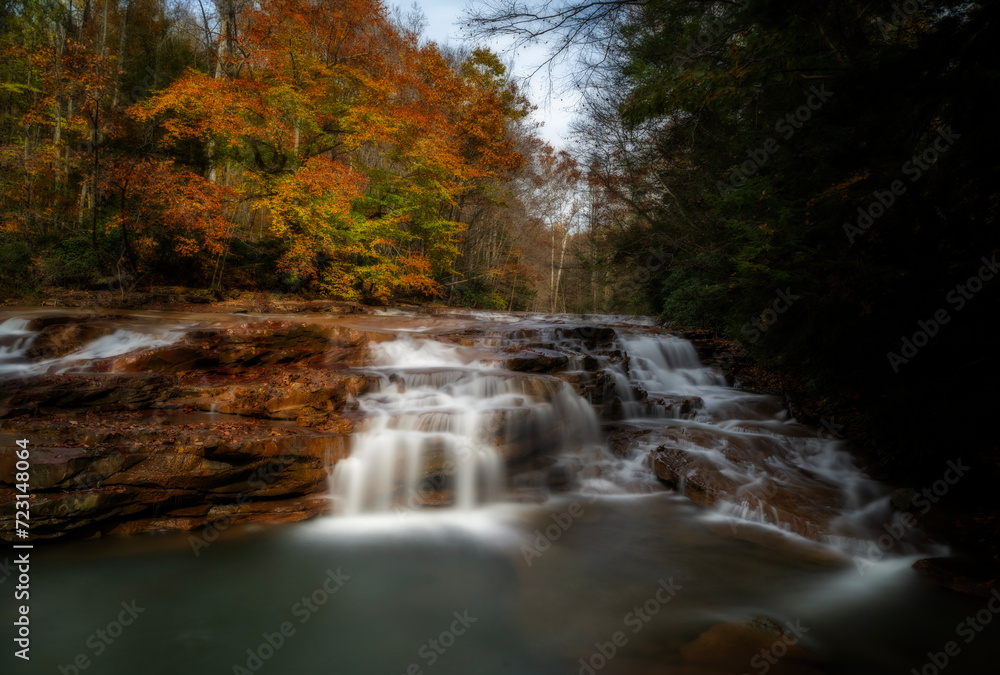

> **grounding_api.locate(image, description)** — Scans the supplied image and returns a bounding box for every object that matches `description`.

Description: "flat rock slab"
[0,411,350,540]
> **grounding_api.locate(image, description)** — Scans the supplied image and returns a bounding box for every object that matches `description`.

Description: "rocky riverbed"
[0,306,920,555]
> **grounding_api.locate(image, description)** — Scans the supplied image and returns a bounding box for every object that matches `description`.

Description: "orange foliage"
[103,158,236,272]
[124,0,529,300]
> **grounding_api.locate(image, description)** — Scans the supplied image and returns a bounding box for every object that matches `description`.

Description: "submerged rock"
[912,557,999,597]
[679,616,825,674]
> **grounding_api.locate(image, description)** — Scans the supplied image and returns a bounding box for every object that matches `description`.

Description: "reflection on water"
[21,493,999,675]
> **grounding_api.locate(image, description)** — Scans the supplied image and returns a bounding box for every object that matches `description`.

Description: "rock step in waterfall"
[329,337,603,515]
[0,315,186,377]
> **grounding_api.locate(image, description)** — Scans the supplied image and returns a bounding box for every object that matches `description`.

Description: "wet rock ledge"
[0,316,373,540]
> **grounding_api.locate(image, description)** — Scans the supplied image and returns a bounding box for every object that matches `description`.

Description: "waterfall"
[620,334,726,398]
[608,331,934,552]
[0,318,35,376]
[329,337,602,516]
[338,322,906,547]
[0,315,184,378]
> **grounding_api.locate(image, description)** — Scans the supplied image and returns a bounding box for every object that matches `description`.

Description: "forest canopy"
[3,1,998,464]
[470,0,1000,466]
[0,0,597,310]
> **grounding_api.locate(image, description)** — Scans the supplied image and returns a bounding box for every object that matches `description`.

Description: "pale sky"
[408,0,582,149]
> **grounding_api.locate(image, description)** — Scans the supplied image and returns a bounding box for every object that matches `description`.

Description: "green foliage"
[0,236,33,291]
[38,233,105,288]
[451,277,506,310]
[582,0,1000,469]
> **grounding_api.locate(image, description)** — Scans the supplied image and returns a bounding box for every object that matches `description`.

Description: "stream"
[2,308,997,674]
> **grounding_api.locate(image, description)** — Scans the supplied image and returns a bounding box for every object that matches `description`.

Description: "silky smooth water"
[4,308,997,674]
[20,495,1000,675]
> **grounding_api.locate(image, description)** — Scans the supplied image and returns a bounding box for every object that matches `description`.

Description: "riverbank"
[0,286,374,315]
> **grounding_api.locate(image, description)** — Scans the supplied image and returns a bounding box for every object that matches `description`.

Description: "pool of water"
[18,492,999,675]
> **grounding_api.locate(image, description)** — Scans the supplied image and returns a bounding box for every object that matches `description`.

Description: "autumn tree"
[127,0,537,302]
[0,0,552,309]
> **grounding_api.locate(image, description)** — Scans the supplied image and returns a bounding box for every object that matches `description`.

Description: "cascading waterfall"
[8,308,983,675]
[610,333,937,553]
[2,307,935,553]
[331,324,932,553]
[330,365,506,515]
[0,317,34,374]
[601,334,727,419]
[329,337,604,516]
[0,314,186,378]
[622,334,727,396]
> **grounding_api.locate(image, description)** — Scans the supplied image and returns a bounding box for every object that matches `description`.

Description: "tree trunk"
[91,116,100,249]
[549,225,556,311]
[112,1,131,108]
[64,98,73,179]
[554,227,568,313]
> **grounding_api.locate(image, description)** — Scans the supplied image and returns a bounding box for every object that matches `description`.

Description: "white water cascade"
[328,322,931,553]
[623,334,726,395]
[611,333,937,553]
[330,337,603,516]
[0,317,34,375]
[607,334,727,418]
[0,315,185,378]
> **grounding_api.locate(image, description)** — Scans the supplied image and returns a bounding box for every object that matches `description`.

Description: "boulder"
[647,427,844,541]
[0,412,351,540]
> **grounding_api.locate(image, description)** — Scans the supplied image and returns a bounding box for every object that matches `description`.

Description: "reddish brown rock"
[0,412,351,540]
[647,427,843,541]
[679,616,825,675]
[0,374,175,418]
[117,322,368,372]
[167,372,372,425]
[24,318,116,359]
[0,314,377,541]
